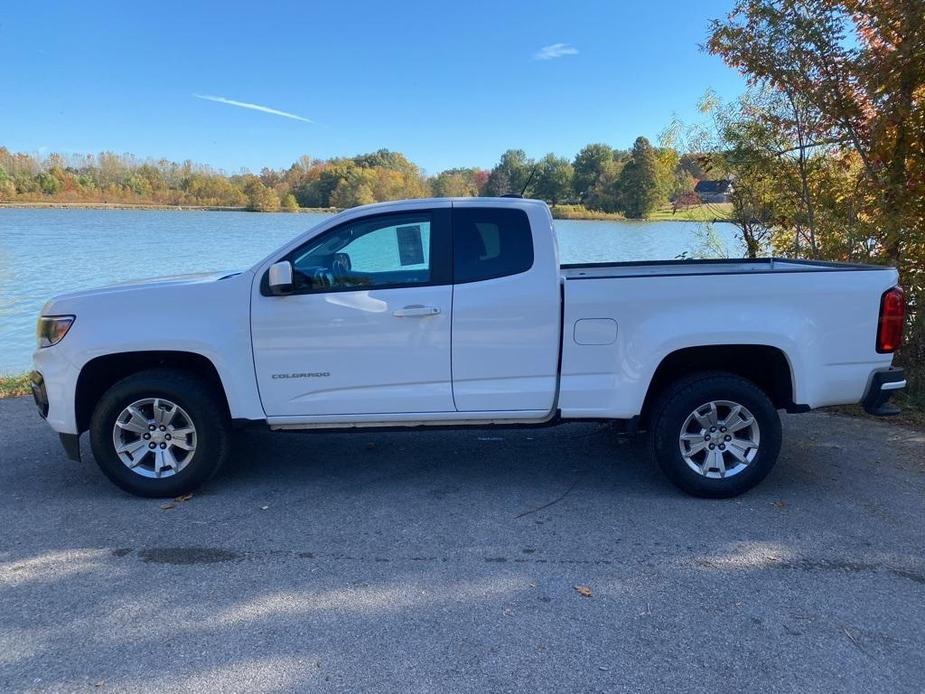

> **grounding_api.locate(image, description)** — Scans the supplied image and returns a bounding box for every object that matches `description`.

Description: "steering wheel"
[312,268,335,288]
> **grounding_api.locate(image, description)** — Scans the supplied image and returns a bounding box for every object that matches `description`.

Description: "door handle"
[393,305,441,318]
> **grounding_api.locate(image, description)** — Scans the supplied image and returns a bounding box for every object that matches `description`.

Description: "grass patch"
[0,373,31,399]
[550,205,625,221]
[645,203,734,222]
[549,203,734,223]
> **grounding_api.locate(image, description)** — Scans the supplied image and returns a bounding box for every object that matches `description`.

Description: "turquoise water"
[0,208,740,373]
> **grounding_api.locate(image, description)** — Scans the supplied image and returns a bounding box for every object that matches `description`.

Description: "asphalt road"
[1,396,924,693]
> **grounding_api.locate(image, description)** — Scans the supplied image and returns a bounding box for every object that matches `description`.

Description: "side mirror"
[268,261,294,295]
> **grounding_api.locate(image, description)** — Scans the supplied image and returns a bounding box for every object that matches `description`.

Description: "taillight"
[876,286,905,353]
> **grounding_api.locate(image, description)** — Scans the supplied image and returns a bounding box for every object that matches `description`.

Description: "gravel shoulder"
[1,396,924,693]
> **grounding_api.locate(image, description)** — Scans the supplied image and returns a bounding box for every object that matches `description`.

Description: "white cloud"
[193,94,314,123]
[533,43,578,61]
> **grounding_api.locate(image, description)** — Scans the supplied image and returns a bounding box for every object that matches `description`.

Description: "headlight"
[36,315,75,348]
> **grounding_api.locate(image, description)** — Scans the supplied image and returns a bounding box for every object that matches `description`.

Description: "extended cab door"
[450,202,562,412]
[251,207,455,417]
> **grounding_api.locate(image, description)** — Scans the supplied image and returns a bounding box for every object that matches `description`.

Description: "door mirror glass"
[268,261,294,295]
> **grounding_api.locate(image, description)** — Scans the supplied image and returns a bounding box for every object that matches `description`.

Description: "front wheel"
[89,369,230,498]
[649,372,782,498]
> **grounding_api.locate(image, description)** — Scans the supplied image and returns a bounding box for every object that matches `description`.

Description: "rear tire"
[89,369,230,498]
[649,372,781,498]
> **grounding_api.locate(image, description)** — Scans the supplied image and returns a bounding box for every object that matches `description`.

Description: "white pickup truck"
[31,197,907,498]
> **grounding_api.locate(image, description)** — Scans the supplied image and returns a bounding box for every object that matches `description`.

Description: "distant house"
[694,179,734,204]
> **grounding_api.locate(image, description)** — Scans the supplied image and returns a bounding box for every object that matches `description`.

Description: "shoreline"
[0,201,335,213]
[0,200,733,223]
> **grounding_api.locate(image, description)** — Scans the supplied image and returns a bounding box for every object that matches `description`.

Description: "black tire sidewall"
[651,373,782,498]
[89,370,228,498]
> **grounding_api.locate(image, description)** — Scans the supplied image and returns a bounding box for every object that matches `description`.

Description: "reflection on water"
[0,208,740,373]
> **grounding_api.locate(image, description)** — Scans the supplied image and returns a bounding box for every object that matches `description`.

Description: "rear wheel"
[89,369,229,497]
[649,372,781,498]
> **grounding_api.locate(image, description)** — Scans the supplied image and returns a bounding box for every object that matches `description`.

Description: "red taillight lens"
[876,286,905,353]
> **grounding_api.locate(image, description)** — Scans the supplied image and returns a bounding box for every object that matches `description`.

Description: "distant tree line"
[0,140,703,218]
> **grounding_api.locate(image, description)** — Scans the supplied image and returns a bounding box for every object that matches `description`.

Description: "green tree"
[583,162,624,213]
[329,169,377,208]
[125,172,153,197]
[35,171,62,195]
[432,168,483,197]
[281,192,299,211]
[532,154,574,204]
[484,149,533,196]
[354,149,420,176]
[615,137,661,218]
[294,159,355,207]
[0,166,14,200]
[572,144,615,202]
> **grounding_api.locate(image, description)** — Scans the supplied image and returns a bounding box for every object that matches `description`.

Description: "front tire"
[649,372,782,498]
[89,369,230,498]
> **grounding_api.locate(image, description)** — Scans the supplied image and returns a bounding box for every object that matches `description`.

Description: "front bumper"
[31,370,82,461]
[862,367,906,416]
[32,346,81,435]
[30,371,49,418]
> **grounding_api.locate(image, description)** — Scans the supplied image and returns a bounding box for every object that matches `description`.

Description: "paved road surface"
[1,395,924,693]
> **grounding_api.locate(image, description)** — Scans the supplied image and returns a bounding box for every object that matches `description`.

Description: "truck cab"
[251,198,561,422]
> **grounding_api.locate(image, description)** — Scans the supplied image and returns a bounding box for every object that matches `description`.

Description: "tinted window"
[289,213,433,291]
[453,208,534,283]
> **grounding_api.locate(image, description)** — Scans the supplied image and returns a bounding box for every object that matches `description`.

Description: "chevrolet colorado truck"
[31,197,907,498]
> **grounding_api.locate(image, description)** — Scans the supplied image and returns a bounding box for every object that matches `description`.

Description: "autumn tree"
[708,0,925,387]
[707,0,925,265]
[240,176,281,212]
[431,168,485,197]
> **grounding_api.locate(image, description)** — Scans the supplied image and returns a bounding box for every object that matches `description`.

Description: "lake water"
[0,208,740,374]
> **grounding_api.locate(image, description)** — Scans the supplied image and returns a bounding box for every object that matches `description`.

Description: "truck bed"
[558,255,898,419]
[561,257,889,280]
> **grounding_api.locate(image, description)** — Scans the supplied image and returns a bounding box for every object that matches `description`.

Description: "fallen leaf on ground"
[773,500,789,509]
[574,585,592,598]
[160,503,176,510]
[174,493,193,502]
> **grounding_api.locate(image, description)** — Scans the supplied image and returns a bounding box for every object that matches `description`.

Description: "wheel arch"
[75,350,231,433]
[640,345,798,428]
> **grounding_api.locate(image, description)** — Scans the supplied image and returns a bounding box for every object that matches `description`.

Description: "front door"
[251,208,454,417]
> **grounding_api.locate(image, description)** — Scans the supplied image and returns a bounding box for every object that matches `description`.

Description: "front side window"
[453,208,534,283]
[289,213,435,291]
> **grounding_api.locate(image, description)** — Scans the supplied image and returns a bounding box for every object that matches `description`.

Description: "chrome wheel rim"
[679,400,760,479]
[112,398,197,478]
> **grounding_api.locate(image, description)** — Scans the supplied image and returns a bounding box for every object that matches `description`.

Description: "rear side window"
[453,208,534,283]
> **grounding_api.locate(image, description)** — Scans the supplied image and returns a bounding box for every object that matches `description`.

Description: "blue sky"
[0,0,744,174]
